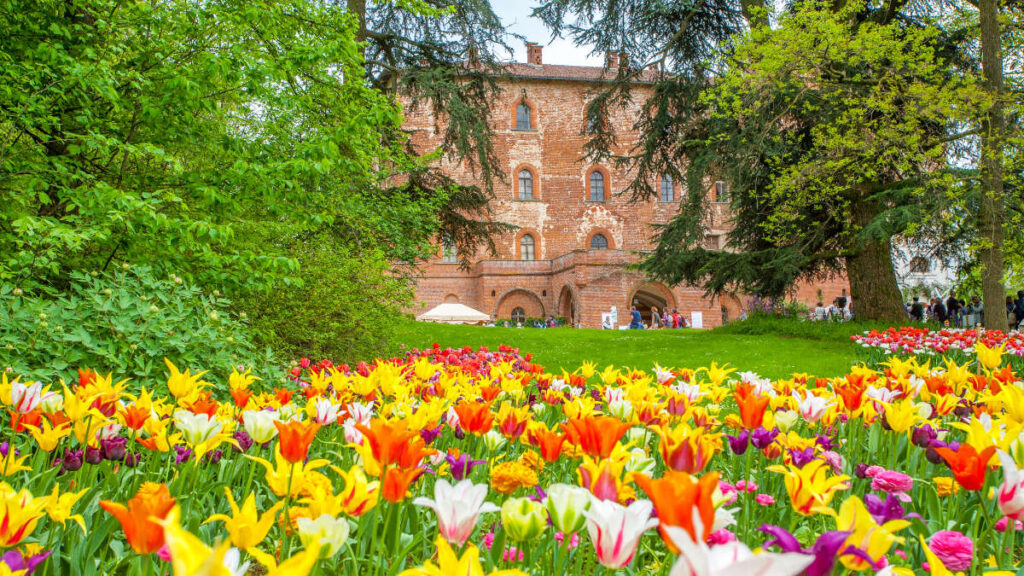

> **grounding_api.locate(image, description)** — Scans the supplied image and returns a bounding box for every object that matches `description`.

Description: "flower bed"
[852,327,1024,368]
[1,343,1022,575]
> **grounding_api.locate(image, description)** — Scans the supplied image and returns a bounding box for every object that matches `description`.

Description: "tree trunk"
[845,196,907,322]
[978,0,1007,331]
[348,0,367,43]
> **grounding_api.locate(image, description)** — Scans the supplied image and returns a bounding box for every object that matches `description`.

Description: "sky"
[490,1,600,67]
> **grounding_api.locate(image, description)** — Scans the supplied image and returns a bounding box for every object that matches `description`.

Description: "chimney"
[526,42,543,66]
[606,51,619,69]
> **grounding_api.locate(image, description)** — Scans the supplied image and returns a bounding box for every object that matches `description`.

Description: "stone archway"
[443,294,460,304]
[720,293,743,325]
[629,282,676,326]
[557,285,578,326]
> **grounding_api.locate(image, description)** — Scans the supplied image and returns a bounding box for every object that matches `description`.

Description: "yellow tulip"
[701,363,735,386]
[246,449,330,499]
[160,506,319,576]
[204,487,283,550]
[578,361,597,379]
[767,460,850,516]
[882,399,924,434]
[827,495,909,571]
[43,485,88,533]
[398,535,527,576]
[328,465,379,517]
[164,358,208,400]
[933,477,960,497]
[24,420,72,452]
[0,483,46,547]
[975,342,1005,371]
[229,367,259,391]
[0,452,31,478]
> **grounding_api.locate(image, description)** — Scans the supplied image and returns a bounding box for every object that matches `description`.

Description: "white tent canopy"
[417,302,491,325]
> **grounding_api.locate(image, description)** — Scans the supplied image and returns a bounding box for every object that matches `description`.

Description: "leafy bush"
[713,313,897,342]
[242,238,412,364]
[0,266,271,383]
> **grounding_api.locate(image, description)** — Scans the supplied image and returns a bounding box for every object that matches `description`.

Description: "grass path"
[390,322,862,378]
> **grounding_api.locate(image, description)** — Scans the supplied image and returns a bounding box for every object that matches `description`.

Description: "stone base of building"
[410,249,850,329]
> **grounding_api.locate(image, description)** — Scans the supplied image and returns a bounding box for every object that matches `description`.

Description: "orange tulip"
[229,388,252,409]
[120,405,150,431]
[634,471,718,552]
[99,482,176,554]
[184,392,219,418]
[274,420,321,464]
[381,466,425,503]
[835,375,867,413]
[355,419,433,470]
[453,401,494,435]
[530,429,566,463]
[562,416,631,460]
[274,388,293,405]
[733,383,770,429]
[936,443,997,491]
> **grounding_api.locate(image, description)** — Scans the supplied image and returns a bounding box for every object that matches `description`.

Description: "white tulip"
[583,497,658,569]
[413,479,498,546]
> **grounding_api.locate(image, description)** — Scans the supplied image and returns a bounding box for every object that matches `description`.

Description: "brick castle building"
[405,44,847,328]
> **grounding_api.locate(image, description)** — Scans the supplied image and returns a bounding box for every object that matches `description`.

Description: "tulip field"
[2,339,1023,576]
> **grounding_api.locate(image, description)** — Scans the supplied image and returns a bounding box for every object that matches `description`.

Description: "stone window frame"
[586,229,615,250]
[514,164,540,201]
[659,174,676,203]
[713,180,731,203]
[512,97,537,131]
[586,166,610,202]
[440,239,458,263]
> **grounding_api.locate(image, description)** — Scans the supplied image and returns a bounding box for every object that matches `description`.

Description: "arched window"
[660,174,674,202]
[520,234,535,261]
[441,240,457,263]
[589,171,606,202]
[909,256,930,273]
[590,233,609,250]
[511,307,526,323]
[516,102,532,131]
[518,169,534,200]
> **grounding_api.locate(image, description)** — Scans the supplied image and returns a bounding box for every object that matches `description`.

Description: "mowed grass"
[389,321,865,378]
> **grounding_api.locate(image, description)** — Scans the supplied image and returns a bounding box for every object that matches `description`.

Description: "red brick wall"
[402,67,848,328]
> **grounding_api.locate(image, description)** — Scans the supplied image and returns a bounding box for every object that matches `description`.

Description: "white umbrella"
[416,303,492,325]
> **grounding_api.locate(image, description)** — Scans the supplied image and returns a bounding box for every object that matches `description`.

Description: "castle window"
[518,169,534,200]
[589,170,606,202]
[516,102,532,131]
[909,256,930,274]
[511,307,526,323]
[590,234,609,250]
[441,240,457,263]
[520,234,536,261]
[660,175,674,202]
[714,181,731,203]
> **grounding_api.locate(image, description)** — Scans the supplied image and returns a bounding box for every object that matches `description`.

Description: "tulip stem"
[282,461,295,559]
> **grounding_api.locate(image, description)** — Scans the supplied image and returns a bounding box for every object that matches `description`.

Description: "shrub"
[242,239,412,364]
[0,265,271,383]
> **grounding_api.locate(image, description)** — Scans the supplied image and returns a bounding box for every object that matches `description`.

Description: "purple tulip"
[202,449,223,465]
[101,437,127,461]
[445,452,485,481]
[815,434,837,451]
[726,431,750,455]
[84,446,103,465]
[174,445,192,464]
[61,449,83,472]
[750,427,780,450]
[2,549,51,575]
[864,493,921,524]
[232,430,253,453]
[419,425,443,445]
[453,426,466,441]
[854,463,871,479]
[760,525,856,576]
[911,424,938,448]
[788,447,816,468]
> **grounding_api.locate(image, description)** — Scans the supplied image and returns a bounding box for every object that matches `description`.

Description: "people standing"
[909,297,924,322]
[946,292,961,327]
[932,297,947,325]
[1014,290,1024,330]
[629,306,644,329]
[651,307,662,329]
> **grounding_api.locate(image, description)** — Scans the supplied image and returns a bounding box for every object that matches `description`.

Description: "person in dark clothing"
[1015,290,1024,330]
[629,306,644,329]
[932,299,947,325]
[946,292,961,327]
[909,297,924,322]
[1006,296,1017,327]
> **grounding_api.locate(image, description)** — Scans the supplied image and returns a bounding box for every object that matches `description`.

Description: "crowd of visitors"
[906,290,1024,329]
[624,305,689,329]
[812,296,853,322]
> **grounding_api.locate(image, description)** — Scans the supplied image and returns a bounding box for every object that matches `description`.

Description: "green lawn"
[389,321,865,378]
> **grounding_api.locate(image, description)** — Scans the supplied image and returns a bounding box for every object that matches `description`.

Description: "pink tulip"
[583,498,658,569]
[996,450,1024,520]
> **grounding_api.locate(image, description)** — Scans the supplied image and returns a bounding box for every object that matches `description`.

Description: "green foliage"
[243,237,414,364]
[0,0,441,293]
[0,266,270,383]
[713,314,897,344]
